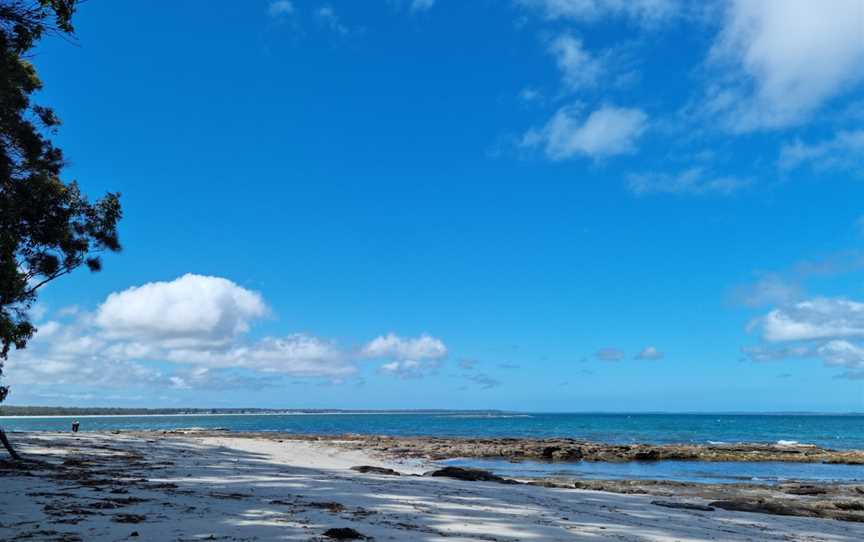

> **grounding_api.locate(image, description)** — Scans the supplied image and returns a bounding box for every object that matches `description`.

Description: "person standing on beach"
[72,420,80,433]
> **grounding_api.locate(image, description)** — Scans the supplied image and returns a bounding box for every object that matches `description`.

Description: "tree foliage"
[0,1,122,402]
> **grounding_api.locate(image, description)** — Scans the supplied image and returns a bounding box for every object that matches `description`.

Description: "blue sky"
[6,0,864,411]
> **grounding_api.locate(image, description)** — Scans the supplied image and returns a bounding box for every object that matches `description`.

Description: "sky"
[5,0,864,412]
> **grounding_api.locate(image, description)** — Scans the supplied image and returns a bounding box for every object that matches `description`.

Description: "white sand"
[1,431,862,541]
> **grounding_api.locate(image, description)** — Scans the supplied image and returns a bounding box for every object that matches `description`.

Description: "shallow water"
[442,457,864,485]
[2,412,863,448]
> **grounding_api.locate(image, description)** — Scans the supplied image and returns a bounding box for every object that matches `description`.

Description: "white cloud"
[5,275,445,393]
[362,333,447,360]
[267,0,294,18]
[751,298,864,343]
[517,0,679,24]
[519,87,543,103]
[595,347,624,361]
[523,104,647,160]
[779,130,864,172]
[317,5,349,35]
[635,346,664,360]
[411,0,436,12]
[729,274,803,308]
[548,34,603,90]
[744,297,864,378]
[707,0,864,131]
[95,274,268,348]
[817,340,864,370]
[627,167,749,196]
[363,333,448,378]
[164,334,354,377]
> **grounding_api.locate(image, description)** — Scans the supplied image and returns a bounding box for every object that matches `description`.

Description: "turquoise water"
[2,412,863,449]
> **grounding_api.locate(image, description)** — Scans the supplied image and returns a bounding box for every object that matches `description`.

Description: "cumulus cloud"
[4,275,442,394]
[95,274,268,348]
[548,34,604,90]
[363,333,448,378]
[362,333,447,361]
[779,130,864,172]
[523,104,648,160]
[635,346,664,360]
[750,298,864,343]
[517,0,679,24]
[744,296,864,379]
[627,167,750,196]
[595,347,624,361]
[706,0,864,131]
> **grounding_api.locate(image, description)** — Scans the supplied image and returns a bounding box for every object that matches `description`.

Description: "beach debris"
[651,500,715,511]
[350,465,400,476]
[322,527,369,540]
[427,466,519,484]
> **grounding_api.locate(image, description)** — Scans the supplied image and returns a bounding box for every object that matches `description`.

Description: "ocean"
[4,412,864,484]
[3,411,863,448]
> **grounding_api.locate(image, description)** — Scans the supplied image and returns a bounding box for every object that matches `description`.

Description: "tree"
[0,0,122,458]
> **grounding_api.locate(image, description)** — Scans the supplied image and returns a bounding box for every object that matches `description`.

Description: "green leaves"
[0,1,122,399]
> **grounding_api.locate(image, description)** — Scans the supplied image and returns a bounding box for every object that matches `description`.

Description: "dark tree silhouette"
[0,1,122,458]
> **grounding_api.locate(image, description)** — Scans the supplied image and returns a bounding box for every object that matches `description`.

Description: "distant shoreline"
[2,407,863,417]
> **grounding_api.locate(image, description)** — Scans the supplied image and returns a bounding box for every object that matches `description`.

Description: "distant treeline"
[0,406,508,417]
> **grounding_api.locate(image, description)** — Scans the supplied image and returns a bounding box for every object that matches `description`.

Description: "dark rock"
[652,500,715,511]
[112,514,146,524]
[709,499,809,518]
[541,446,559,459]
[783,484,827,495]
[130,532,139,538]
[427,466,518,484]
[835,501,864,511]
[634,450,661,461]
[350,465,400,476]
[323,527,368,540]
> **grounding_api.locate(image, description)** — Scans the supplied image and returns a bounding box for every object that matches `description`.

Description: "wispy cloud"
[267,0,295,18]
[779,130,864,172]
[635,346,664,360]
[627,167,749,196]
[317,5,350,35]
[548,34,604,91]
[516,0,680,25]
[595,347,625,362]
[523,104,648,160]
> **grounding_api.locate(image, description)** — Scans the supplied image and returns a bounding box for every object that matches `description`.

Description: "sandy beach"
[2,431,863,541]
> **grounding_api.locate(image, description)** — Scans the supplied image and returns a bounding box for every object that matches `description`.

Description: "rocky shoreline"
[149,430,864,464]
